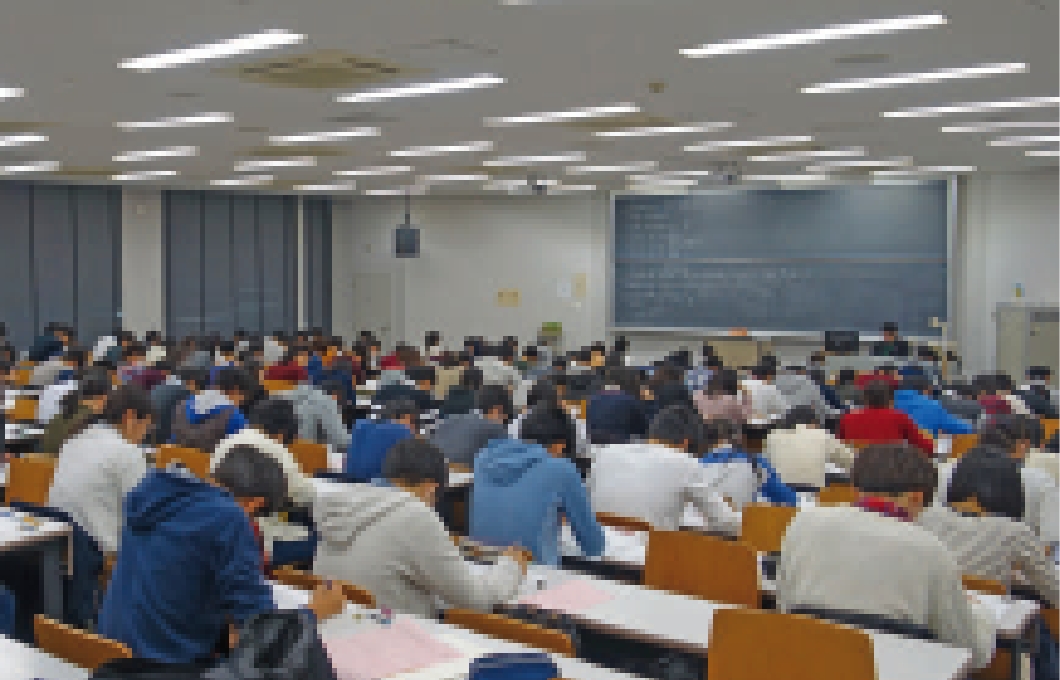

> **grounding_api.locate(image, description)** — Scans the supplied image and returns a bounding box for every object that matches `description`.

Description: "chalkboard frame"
[606,179,955,336]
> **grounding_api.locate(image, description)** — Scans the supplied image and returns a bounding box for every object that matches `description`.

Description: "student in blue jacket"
[700,419,798,509]
[471,402,605,566]
[346,400,418,482]
[894,375,975,437]
[97,445,344,665]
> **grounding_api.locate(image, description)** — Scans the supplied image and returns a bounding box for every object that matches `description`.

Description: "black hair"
[704,418,744,452]
[882,322,898,333]
[215,366,253,395]
[903,374,933,394]
[850,443,937,504]
[218,340,235,355]
[948,453,1025,520]
[319,379,345,399]
[862,381,893,409]
[382,438,447,490]
[248,398,299,443]
[707,369,741,397]
[523,345,539,360]
[606,366,641,397]
[406,365,436,385]
[213,444,289,515]
[752,364,776,381]
[1027,365,1052,380]
[123,342,147,360]
[100,384,153,425]
[424,331,441,347]
[178,366,209,390]
[476,384,513,424]
[525,379,559,410]
[782,404,819,429]
[647,405,705,452]
[58,370,113,436]
[521,404,576,459]
[459,367,484,391]
[383,399,419,425]
[837,369,857,386]
[983,414,1040,449]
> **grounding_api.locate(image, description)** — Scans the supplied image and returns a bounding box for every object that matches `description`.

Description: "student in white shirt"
[741,364,790,421]
[763,405,854,490]
[589,405,740,533]
[777,443,996,669]
[48,385,153,555]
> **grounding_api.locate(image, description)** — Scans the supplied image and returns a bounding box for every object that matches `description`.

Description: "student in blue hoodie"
[894,375,975,437]
[700,419,798,509]
[97,445,345,665]
[470,403,605,566]
[170,367,251,451]
[345,400,417,482]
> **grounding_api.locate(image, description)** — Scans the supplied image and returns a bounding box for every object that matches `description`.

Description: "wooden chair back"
[444,609,575,656]
[596,512,653,533]
[288,440,329,475]
[155,445,211,478]
[961,574,1006,595]
[817,484,858,506]
[341,583,377,609]
[1044,608,1059,643]
[263,380,296,394]
[707,608,875,680]
[1042,418,1059,444]
[643,531,761,607]
[6,456,57,506]
[11,368,31,387]
[272,567,377,608]
[949,434,979,460]
[34,615,133,670]
[740,504,798,554]
[8,396,38,423]
[844,440,876,452]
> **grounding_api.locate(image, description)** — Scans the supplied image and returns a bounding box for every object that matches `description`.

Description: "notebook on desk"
[324,618,483,680]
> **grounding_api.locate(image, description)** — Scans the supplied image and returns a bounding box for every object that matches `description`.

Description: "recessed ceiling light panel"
[485,103,639,126]
[116,112,234,130]
[269,127,380,144]
[882,97,1060,118]
[119,29,304,71]
[802,63,1027,93]
[336,74,504,103]
[113,145,198,162]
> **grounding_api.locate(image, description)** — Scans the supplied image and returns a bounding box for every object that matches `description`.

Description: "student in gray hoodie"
[313,439,527,618]
[278,379,350,452]
[431,384,512,467]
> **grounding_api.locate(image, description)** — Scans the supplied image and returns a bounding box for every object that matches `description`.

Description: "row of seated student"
[1,323,1058,674]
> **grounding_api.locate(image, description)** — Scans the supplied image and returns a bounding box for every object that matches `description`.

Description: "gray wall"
[0,182,121,349]
[303,197,333,333]
[121,189,164,336]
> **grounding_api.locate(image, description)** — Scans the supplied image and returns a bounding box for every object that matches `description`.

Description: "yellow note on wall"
[496,289,521,307]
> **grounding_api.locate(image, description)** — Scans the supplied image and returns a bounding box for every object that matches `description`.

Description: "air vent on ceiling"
[241,145,349,157]
[833,53,891,66]
[325,112,399,125]
[217,50,426,89]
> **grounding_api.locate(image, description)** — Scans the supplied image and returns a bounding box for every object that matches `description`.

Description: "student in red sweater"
[263,346,310,383]
[839,382,935,455]
[854,364,901,390]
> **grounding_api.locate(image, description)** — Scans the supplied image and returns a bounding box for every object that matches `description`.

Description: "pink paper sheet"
[324,618,464,680]
[517,579,615,613]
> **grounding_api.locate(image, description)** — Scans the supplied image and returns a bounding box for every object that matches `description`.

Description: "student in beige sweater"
[777,443,996,669]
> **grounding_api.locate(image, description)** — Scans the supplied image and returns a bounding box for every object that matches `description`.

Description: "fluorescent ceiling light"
[113,145,198,162]
[595,122,734,138]
[1025,149,1060,157]
[685,136,813,152]
[119,29,304,71]
[269,127,379,144]
[681,13,947,58]
[419,174,490,183]
[647,170,715,177]
[485,103,639,126]
[336,74,504,103]
[803,63,1027,94]
[803,157,913,170]
[0,87,24,99]
[116,112,234,130]
[882,97,1060,118]
[233,156,316,172]
[111,170,180,181]
[742,174,832,182]
[550,184,597,192]
[334,165,412,177]
[988,136,1060,147]
[483,152,586,166]
[0,161,60,174]
[0,133,48,147]
[749,147,865,162]
[628,176,698,187]
[567,162,657,174]
[210,175,274,187]
[364,187,428,196]
[873,166,976,175]
[294,183,357,192]
[940,121,1060,133]
[389,141,493,157]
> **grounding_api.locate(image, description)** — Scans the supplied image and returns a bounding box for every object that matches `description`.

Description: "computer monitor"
[825,330,860,354]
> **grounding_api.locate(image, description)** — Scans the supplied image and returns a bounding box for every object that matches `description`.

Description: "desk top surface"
[0,510,70,550]
[0,635,88,680]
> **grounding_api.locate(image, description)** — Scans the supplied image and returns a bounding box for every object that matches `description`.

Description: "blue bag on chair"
[468,653,559,680]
